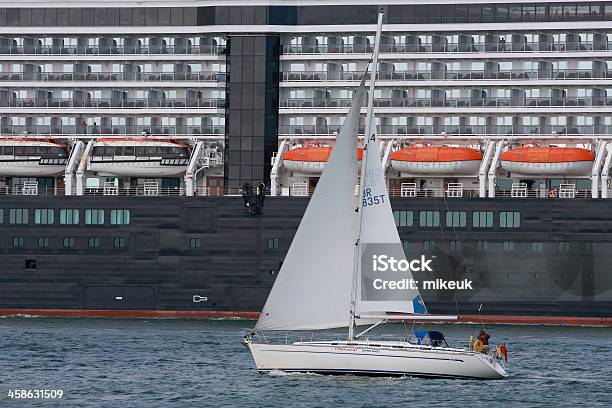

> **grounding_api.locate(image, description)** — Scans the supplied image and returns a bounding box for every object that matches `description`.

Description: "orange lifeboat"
[283,146,363,174]
[500,144,594,175]
[390,145,482,175]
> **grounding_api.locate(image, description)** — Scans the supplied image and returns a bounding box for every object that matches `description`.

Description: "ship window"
[475,240,488,252]
[445,211,466,227]
[85,209,104,225]
[38,237,49,248]
[60,209,79,225]
[189,238,201,248]
[531,242,544,253]
[12,237,24,248]
[63,237,75,248]
[500,211,520,228]
[503,241,516,252]
[34,208,54,225]
[423,240,435,252]
[583,242,593,254]
[472,211,493,228]
[419,211,440,227]
[558,241,570,252]
[88,237,100,248]
[114,237,126,248]
[0,209,3,223]
[393,210,414,227]
[110,209,130,225]
[449,240,462,251]
[9,208,28,224]
[267,238,279,249]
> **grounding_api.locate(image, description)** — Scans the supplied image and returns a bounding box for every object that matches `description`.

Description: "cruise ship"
[1,0,611,325]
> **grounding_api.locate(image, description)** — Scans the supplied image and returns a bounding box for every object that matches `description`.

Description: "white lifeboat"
[88,138,190,176]
[283,146,363,174]
[0,138,68,176]
[500,144,594,175]
[390,145,482,175]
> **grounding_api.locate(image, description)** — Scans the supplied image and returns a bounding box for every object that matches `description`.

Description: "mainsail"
[255,75,368,331]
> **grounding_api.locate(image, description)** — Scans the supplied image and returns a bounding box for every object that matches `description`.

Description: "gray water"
[1,318,611,407]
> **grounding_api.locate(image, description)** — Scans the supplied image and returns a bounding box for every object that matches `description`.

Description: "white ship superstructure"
[1,1,612,198]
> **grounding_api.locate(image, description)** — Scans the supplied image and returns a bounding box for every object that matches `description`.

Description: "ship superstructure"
[1,1,612,322]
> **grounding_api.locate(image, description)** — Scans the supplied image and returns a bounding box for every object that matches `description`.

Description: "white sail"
[255,76,368,331]
[355,113,427,317]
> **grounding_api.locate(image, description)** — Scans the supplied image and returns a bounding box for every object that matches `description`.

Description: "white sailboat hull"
[247,340,507,380]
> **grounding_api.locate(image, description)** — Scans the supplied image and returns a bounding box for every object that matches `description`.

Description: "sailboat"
[245,13,507,380]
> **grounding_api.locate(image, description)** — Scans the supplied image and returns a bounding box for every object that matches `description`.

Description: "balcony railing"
[0,72,226,82]
[2,98,226,109]
[281,69,608,82]
[283,41,608,54]
[0,125,225,136]
[278,124,596,136]
[280,97,612,109]
[1,44,226,55]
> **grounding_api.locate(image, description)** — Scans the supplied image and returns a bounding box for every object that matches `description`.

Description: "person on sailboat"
[474,330,491,353]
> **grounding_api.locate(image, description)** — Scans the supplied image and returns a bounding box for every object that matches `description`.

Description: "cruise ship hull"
[0,196,611,325]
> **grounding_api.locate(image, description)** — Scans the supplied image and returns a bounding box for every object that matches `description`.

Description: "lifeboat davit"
[89,138,190,176]
[283,146,363,174]
[0,138,69,176]
[390,145,482,175]
[500,145,594,175]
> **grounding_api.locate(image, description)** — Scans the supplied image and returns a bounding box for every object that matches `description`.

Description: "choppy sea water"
[1,318,611,407]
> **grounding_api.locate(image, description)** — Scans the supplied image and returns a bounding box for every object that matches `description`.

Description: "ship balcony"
[280,69,608,82]
[283,41,607,55]
[0,125,225,137]
[1,44,227,56]
[0,72,226,82]
[277,125,597,137]
[0,98,226,110]
[279,97,612,109]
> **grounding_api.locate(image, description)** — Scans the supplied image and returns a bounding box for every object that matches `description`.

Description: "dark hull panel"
[1,196,611,319]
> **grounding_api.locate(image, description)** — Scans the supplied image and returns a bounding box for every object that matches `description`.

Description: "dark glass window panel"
[468,4,481,23]
[508,5,522,22]
[522,5,536,22]
[31,9,44,26]
[591,3,602,19]
[550,4,563,21]
[95,8,108,26]
[57,8,69,26]
[108,8,119,26]
[268,6,296,25]
[133,8,146,26]
[535,5,548,22]
[215,6,229,25]
[495,4,509,22]
[242,6,255,25]
[170,7,182,25]
[563,3,576,19]
[402,5,415,24]
[481,5,494,23]
[69,8,81,26]
[606,4,612,20]
[254,6,267,24]
[0,9,6,26]
[82,8,95,26]
[184,8,197,25]
[145,7,157,25]
[229,6,242,24]
[576,4,591,21]
[119,8,132,26]
[6,8,19,25]
[441,4,455,23]
[455,4,469,23]
[19,9,31,26]
[158,8,170,25]
[428,4,442,23]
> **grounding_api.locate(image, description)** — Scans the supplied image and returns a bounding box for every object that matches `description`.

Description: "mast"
[348,11,384,341]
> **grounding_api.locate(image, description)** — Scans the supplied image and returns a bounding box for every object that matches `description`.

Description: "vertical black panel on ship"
[224,34,280,190]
